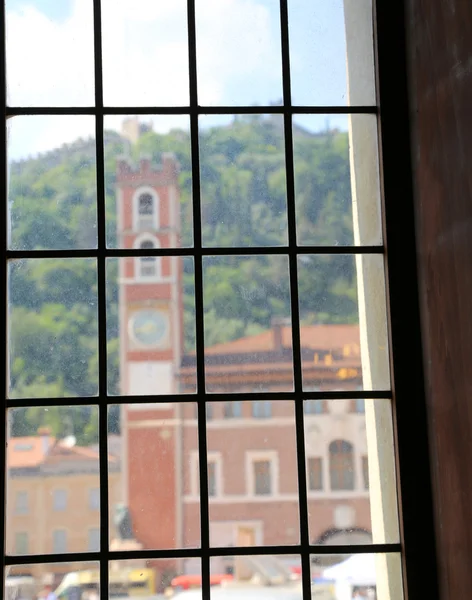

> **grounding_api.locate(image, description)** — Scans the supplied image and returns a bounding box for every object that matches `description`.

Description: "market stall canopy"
[322,554,376,587]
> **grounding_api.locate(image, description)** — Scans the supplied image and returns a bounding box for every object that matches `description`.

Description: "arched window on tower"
[134,189,159,231]
[135,237,160,279]
[329,440,355,491]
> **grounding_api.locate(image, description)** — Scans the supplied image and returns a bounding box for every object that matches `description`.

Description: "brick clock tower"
[115,153,183,555]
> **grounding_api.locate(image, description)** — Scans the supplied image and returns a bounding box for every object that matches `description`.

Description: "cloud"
[6,0,282,158]
[195,0,282,105]
[6,1,95,107]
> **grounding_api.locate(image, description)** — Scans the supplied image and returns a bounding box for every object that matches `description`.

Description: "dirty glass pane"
[288,0,375,106]
[297,254,389,391]
[6,0,94,106]
[310,553,403,600]
[7,116,97,251]
[199,114,288,248]
[195,0,283,106]
[104,114,193,249]
[206,401,299,547]
[202,255,293,393]
[109,403,201,550]
[8,259,98,399]
[304,399,399,545]
[293,114,382,247]
[106,257,196,396]
[5,562,99,599]
[101,0,189,106]
[210,555,301,596]
[109,558,202,596]
[6,407,99,556]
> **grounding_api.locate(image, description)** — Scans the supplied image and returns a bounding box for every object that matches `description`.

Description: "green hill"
[8,115,357,440]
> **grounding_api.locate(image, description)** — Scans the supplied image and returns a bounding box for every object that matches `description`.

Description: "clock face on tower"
[129,309,169,348]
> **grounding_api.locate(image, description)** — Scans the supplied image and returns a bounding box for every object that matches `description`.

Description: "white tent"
[322,553,377,587]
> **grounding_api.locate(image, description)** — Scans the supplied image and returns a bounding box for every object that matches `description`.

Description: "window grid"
[0,2,416,600]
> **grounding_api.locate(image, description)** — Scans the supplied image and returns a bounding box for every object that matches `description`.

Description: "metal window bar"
[0,3,7,599]
[0,0,441,599]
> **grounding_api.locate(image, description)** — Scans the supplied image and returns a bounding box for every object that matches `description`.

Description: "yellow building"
[6,430,121,581]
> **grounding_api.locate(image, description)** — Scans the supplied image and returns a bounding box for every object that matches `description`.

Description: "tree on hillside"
[7,117,356,438]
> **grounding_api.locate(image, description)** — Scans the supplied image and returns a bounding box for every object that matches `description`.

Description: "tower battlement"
[116,153,180,185]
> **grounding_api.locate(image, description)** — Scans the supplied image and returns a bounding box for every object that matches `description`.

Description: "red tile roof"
[8,436,116,469]
[205,324,360,355]
[7,436,54,469]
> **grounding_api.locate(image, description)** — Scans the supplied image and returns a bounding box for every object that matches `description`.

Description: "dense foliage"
[8,116,357,441]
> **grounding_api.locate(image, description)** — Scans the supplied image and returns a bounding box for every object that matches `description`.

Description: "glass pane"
[8,259,98,399]
[210,554,301,593]
[101,0,189,106]
[109,558,202,596]
[297,254,389,391]
[305,399,399,545]
[288,0,375,106]
[6,0,94,106]
[293,115,382,247]
[110,403,200,550]
[6,407,99,555]
[195,0,283,105]
[104,115,193,249]
[203,255,293,393]
[106,257,196,396]
[200,115,288,248]
[207,401,299,547]
[311,553,403,600]
[5,562,99,600]
[8,116,98,251]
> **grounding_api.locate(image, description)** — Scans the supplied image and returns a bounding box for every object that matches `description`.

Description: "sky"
[6,0,374,160]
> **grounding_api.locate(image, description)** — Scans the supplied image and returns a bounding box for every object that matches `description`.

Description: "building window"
[304,400,326,415]
[223,401,242,419]
[329,440,355,491]
[134,189,159,231]
[139,192,153,216]
[53,489,67,511]
[15,491,28,515]
[362,456,369,490]
[134,235,160,279]
[88,528,100,552]
[353,398,365,413]
[307,457,323,491]
[208,461,217,497]
[252,400,271,418]
[253,460,272,496]
[89,488,100,511]
[52,529,67,554]
[15,532,28,555]
[139,240,159,278]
